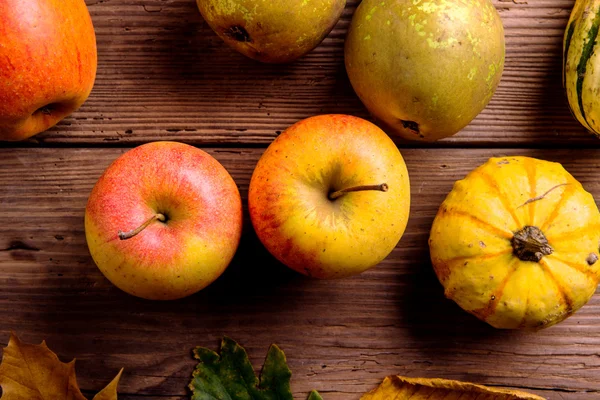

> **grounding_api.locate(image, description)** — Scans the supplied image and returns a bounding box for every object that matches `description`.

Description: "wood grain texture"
[10,0,596,147]
[1,148,600,399]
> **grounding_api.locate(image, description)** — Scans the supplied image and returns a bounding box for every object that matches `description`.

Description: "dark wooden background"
[1,1,599,399]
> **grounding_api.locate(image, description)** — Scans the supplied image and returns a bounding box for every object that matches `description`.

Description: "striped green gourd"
[564,1,600,136]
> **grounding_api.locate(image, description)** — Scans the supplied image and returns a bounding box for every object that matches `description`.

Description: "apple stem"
[329,183,388,200]
[118,213,166,240]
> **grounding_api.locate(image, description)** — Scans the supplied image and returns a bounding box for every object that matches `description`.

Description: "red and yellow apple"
[248,114,411,279]
[85,142,243,300]
[0,0,97,141]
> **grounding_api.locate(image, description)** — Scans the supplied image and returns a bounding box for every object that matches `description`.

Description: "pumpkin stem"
[511,226,553,262]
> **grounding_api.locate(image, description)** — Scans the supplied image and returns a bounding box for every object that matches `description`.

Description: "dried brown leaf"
[361,376,546,400]
[0,332,122,400]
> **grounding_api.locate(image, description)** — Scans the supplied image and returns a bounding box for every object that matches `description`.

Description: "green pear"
[197,0,346,63]
[345,0,505,141]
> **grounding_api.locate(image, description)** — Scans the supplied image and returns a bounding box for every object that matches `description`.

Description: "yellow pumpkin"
[429,156,600,330]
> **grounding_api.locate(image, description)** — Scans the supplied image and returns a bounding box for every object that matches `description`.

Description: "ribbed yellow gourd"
[429,157,600,330]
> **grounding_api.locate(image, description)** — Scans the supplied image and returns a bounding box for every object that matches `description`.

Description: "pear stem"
[118,213,166,240]
[329,183,388,200]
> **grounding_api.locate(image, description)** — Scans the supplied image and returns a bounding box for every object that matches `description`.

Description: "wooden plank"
[12,0,594,147]
[1,147,600,399]
[107,391,598,400]
[109,392,595,400]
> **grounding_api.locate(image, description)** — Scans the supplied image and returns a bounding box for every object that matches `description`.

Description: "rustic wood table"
[1,1,598,399]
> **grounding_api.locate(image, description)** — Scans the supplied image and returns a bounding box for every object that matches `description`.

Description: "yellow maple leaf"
[0,333,122,400]
[362,376,546,400]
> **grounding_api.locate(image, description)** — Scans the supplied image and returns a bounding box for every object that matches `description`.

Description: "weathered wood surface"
[11,0,593,147]
[2,148,600,399]
[2,0,600,398]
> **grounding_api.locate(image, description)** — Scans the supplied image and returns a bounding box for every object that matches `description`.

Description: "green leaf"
[307,390,324,400]
[189,337,321,400]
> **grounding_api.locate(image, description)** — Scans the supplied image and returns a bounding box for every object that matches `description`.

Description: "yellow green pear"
[197,0,346,63]
[345,0,505,141]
